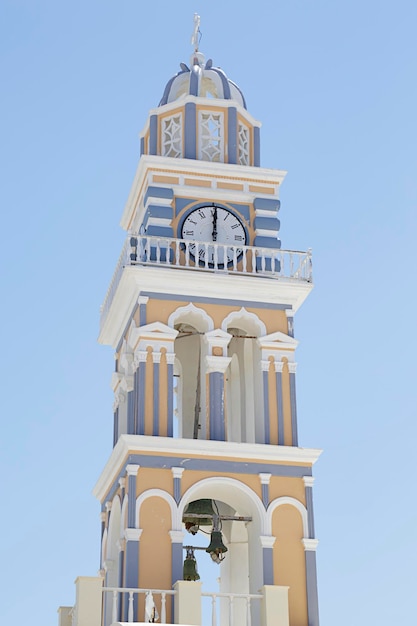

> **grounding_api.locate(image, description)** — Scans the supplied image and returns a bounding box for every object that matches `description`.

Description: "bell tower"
[63,15,321,626]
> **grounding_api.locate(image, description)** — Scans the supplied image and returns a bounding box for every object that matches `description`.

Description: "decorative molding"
[169,530,185,544]
[261,360,271,372]
[259,473,272,485]
[274,360,285,373]
[221,307,266,336]
[171,467,185,479]
[259,535,276,549]
[136,489,179,531]
[133,350,148,368]
[124,528,143,542]
[137,295,149,306]
[288,362,298,374]
[266,496,308,537]
[118,477,126,490]
[303,476,315,488]
[205,354,232,374]
[165,352,176,365]
[126,464,140,477]
[204,328,232,356]
[105,501,112,512]
[129,321,178,353]
[302,538,319,552]
[168,302,214,332]
[152,351,162,364]
[285,309,294,318]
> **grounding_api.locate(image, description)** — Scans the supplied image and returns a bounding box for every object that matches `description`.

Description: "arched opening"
[180,478,265,626]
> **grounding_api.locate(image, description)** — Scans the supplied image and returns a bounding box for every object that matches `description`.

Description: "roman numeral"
[197,210,206,219]
[184,230,194,236]
[231,223,240,230]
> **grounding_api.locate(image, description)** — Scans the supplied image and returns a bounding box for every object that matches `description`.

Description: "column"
[302,539,320,626]
[152,351,162,436]
[274,360,285,445]
[259,536,276,586]
[169,530,185,587]
[303,476,316,539]
[288,362,298,446]
[171,467,184,504]
[134,351,147,435]
[124,464,141,621]
[285,308,295,338]
[166,353,175,437]
[205,355,232,441]
[261,360,271,444]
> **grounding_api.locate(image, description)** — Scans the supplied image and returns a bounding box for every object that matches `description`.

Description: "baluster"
[242,246,247,273]
[164,240,169,265]
[211,595,217,626]
[261,250,266,273]
[175,240,180,266]
[290,252,294,277]
[112,590,118,624]
[223,245,228,270]
[128,591,134,622]
[246,597,252,626]
[229,595,234,626]
[252,249,257,273]
[185,241,190,267]
[156,239,161,264]
[161,592,167,623]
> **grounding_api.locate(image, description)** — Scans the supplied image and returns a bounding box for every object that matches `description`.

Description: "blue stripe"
[153,362,159,436]
[263,370,270,444]
[184,102,197,159]
[227,107,238,164]
[290,373,298,446]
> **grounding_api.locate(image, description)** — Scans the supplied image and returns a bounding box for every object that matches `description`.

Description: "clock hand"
[212,207,218,242]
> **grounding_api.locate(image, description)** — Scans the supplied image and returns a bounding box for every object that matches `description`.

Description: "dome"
[159,53,247,109]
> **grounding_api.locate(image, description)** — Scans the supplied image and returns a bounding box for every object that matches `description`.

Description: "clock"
[181,204,247,266]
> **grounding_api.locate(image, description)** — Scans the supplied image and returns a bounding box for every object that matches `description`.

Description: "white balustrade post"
[229,595,234,625]
[111,590,118,624]
[246,597,252,626]
[211,595,217,626]
[161,592,167,623]
[128,591,134,622]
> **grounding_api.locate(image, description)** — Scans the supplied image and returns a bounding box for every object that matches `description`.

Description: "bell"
[183,499,215,534]
[183,548,200,581]
[206,530,228,563]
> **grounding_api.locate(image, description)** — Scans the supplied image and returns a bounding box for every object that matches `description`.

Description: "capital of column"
[171,467,185,479]
[204,329,232,356]
[302,538,319,551]
[120,374,134,393]
[100,512,106,523]
[205,354,232,374]
[116,538,126,552]
[303,476,315,488]
[259,535,276,549]
[126,464,140,477]
[169,530,185,544]
[259,473,272,485]
[285,308,294,319]
[105,501,112,513]
[138,295,149,306]
[118,476,126,490]
[288,362,297,374]
[125,528,143,542]
[261,359,272,372]
[152,351,162,364]
[274,360,284,373]
[165,352,176,365]
[134,350,148,368]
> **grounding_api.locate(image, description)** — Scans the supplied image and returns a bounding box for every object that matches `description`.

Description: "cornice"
[93,434,322,503]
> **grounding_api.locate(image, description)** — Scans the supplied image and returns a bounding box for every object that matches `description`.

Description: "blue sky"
[1,1,416,625]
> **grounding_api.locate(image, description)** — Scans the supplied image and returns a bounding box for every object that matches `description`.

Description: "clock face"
[181,205,247,266]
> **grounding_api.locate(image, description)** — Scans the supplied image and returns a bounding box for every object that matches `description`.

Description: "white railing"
[202,591,262,626]
[102,586,175,624]
[100,235,313,330]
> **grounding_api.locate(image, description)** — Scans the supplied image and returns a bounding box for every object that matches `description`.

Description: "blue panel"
[127,391,134,435]
[113,407,119,447]
[261,483,269,508]
[139,302,147,327]
[263,370,270,444]
[254,127,260,166]
[263,547,274,585]
[172,542,183,586]
[305,551,320,626]
[276,372,284,446]
[146,225,174,237]
[128,473,136,528]
[289,373,298,446]
[144,186,174,203]
[254,235,282,249]
[253,198,280,212]
[138,362,146,436]
[211,68,231,99]
[124,541,139,621]
[153,362,160,436]
[140,136,145,156]
[173,476,181,504]
[184,102,197,160]
[210,372,226,441]
[306,487,316,539]
[228,202,250,222]
[167,363,174,437]
[149,115,158,155]
[254,216,281,232]
[145,205,173,220]
[141,291,290,310]
[227,107,238,164]
[118,549,124,621]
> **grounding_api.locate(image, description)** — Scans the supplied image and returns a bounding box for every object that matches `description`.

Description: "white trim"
[204,328,232,355]
[302,538,319,551]
[205,355,232,374]
[171,467,185,479]
[169,530,185,544]
[124,528,143,542]
[168,302,214,332]
[266,497,308,537]
[93,435,322,502]
[303,476,315,488]
[259,535,276,549]
[259,473,272,485]
[221,307,266,337]
[288,362,297,374]
[99,266,312,348]
[126,464,140,477]
[136,489,180,531]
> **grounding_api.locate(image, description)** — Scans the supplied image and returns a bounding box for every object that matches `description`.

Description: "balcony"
[58,577,289,626]
[100,235,312,333]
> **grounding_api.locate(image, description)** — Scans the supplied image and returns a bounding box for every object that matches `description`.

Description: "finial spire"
[191,13,201,52]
